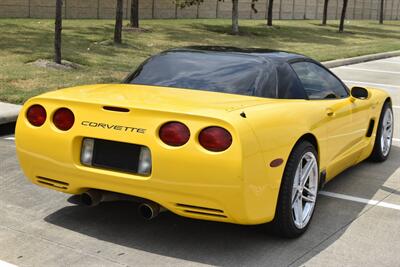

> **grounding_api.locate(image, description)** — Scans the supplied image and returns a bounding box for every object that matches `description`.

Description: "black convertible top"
[125,46,326,100]
[168,46,308,64]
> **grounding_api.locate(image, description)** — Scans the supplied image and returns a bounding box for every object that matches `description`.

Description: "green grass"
[1,18,400,104]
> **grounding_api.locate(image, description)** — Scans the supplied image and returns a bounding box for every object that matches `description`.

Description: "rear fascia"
[16,97,272,225]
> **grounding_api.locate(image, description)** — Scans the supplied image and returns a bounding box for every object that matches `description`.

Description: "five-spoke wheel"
[273,140,319,238]
[380,107,393,157]
[371,101,393,162]
[291,152,319,229]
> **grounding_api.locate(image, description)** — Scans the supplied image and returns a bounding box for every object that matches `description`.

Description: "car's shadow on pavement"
[44,147,400,266]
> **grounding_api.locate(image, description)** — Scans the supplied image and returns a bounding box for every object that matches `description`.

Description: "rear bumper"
[18,152,233,221]
[17,145,279,225]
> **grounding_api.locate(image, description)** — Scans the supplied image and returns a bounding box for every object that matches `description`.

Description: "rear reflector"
[81,138,95,166]
[199,126,232,152]
[53,108,75,131]
[26,104,47,127]
[138,146,152,175]
[159,122,190,146]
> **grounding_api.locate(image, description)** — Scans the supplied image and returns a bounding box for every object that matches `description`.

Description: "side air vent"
[366,119,375,137]
[36,176,69,190]
[176,203,227,218]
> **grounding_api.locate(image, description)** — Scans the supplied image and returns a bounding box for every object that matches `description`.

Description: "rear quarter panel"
[233,99,329,222]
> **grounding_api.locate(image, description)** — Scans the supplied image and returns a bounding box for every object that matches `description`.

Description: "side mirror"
[351,86,369,100]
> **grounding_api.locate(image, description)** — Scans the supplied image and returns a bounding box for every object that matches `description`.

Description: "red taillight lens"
[159,122,190,146]
[26,104,47,127]
[53,108,75,131]
[199,126,232,152]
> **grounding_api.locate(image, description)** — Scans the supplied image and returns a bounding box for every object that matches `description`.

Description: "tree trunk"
[339,0,348,33]
[54,0,63,64]
[267,0,274,26]
[379,0,384,24]
[232,0,239,35]
[114,0,123,44]
[130,0,139,28]
[322,0,329,25]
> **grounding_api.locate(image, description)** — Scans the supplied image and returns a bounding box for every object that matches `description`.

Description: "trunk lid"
[39,84,273,114]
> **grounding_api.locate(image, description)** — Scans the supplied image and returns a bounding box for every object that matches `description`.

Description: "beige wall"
[0,0,399,20]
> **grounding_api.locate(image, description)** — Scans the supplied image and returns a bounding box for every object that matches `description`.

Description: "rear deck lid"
[39,84,274,113]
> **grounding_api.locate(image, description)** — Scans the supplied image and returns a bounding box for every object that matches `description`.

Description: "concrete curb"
[323,50,400,68]
[0,102,21,125]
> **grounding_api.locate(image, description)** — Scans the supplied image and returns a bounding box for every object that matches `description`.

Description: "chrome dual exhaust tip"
[79,190,165,220]
[80,189,135,207]
[138,202,163,220]
[80,190,102,207]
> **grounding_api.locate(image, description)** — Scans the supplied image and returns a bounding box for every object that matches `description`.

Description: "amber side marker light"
[159,121,190,146]
[26,104,47,127]
[199,126,232,152]
[53,108,75,131]
[270,158,284,168]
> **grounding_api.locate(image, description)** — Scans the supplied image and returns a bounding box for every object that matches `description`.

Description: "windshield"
[125,51,272,96]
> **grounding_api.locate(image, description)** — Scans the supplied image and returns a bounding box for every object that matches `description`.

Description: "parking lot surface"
[0,57,399,267]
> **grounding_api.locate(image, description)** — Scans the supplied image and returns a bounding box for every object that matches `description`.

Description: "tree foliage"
[176,0,258,12]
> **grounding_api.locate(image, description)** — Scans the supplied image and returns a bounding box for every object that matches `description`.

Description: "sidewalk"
[0,102,21,125]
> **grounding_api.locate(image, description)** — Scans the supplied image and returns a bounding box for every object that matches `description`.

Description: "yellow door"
[290,61,357,180]
[324,98,359,179]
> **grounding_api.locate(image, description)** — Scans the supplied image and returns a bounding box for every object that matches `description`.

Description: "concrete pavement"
[1,138,398,267]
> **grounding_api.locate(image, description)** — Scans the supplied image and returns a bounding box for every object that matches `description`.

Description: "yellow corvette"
[16,47,393,237]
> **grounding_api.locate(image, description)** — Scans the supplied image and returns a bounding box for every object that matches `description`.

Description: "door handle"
[326,108,335,117]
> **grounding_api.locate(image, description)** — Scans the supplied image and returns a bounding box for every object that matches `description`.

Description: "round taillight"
[199,126,232,152]
[26,104,47,127]
[159,122,190,146]
[53,108,75,131]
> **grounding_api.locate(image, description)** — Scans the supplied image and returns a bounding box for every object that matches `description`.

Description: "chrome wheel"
[291,152,319,229]
[380,108,393,157]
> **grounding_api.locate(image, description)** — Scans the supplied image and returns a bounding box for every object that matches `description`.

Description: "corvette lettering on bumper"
[81,121,146,134]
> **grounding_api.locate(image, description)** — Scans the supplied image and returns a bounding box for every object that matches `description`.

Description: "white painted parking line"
[4,137,15,141]
[393,105,400,109]
[320,191,400,211]
[342,80,400,88]
[0,260,17,267]
[393,138,400,142]
[340,66,400,75]
[380,60,400,65]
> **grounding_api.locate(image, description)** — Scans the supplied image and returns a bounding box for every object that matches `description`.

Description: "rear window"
[125,51,273,97]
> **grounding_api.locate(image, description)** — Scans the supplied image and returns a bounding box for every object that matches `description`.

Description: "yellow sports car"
[16,47,393,237]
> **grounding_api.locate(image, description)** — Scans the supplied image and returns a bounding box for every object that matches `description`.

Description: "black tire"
[272,141,319,238]
[370,101,393,162]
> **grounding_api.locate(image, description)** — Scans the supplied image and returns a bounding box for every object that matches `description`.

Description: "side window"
[291,61,349,100]
[256,66,278,98]
[276,63,307,99]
